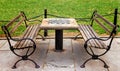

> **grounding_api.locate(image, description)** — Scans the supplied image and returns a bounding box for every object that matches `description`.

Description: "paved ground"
[0,38,120,71]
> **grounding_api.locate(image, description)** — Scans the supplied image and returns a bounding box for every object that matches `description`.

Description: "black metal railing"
[0,10,117,23]
[0,9,119,37]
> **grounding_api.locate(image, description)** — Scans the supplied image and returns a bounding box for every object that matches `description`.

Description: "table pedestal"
[55,30,63,51]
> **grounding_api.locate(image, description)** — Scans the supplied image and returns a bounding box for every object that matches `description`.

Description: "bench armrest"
[84,37,110,49]
[11,38,36,47]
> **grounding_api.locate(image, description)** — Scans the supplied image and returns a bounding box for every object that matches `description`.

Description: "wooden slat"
[80,25,94,46]
[29,24,39,39]
[95,13,115,27]
[87,25,98,37]
[82,25,97,46]
[31,24,40,40]
[78,25,87,41]
[84,25,105,49]
[79,25,92,45]
[14,25,31,48]
[6,14,22,28]
[88,25,106,49]
[78,24,107,49]
[87,25,106,48]
[86,25,106,49]
[21,26,35,47]
[18,25,34,48]
[24,24,39,47]
[94,18,111,33]
[14,26,33,48]
[15,24,40,48]
[78,25,89,41]
[10,18,25,33]
[4,12,40,49]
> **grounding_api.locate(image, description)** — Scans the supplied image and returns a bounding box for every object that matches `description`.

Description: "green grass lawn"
[0,0,120,36]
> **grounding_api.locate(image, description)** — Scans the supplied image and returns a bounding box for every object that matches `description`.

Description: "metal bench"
[1,11,40,69]
[77,9,119,68]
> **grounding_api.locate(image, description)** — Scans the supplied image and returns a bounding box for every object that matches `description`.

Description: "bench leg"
[27,58,40,68]
[12,56,40,69]
[81,44,109,68]
[80,57,109,68]
[98,58,109,68]
[80,58,92,68]
[11,46,40,69]
[12,59,23,69]
[74,33,81,40]
[38,33,45,40]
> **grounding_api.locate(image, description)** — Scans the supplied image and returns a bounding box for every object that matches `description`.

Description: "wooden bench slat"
[26,24,40,46]
[16,24,40,48]
[19,25,35,48]
[10,18,25,33]
[21,25,35,48]
[24,24,39,46]
[78,24,93,46]
[29,24,40,45]
[14,25,31,48]
[94,18,111,33]
[78,25,88,40]
[95,13,115,27]
[87,25,106,49]
[78,24,107,49]
[14,25,34,48]
[6,14,22,28]
[31,24,40,39]
[87,25,98,37]
[82,25,104,48]
[84,25,100,47]
[82,25,97,46]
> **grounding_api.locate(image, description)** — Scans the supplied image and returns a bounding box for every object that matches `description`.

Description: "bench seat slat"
[21,25,36,48]
[14,24,40,49]
[23,24,40,47]
[85,25,102,48]
[78,24,93,46]
[87,25,106,48]
[83,25,97,46]
[14,25,33,48]
[24,24,39,46]
[79,24,98,47]
[21,24,39,48]
[78,24,106,49]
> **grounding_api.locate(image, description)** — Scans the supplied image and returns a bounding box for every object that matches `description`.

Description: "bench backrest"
[91,9,118,36]
[6,11,27,33]
[2,11,28,38]
[1,11,28,47]
[90,9,119,49]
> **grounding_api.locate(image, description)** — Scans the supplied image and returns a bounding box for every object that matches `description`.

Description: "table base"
[55,30,63,51]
